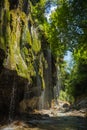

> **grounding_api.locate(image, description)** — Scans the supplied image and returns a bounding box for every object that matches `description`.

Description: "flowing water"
[9,77,17,122]
[39,49,53,110]
[1,113,87,130]
[39,90,45,109]
[24,82,30,100]
[54,65,61,105]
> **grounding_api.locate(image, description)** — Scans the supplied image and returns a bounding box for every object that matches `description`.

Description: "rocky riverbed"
[0,108,87,130]
[0,99,87,130]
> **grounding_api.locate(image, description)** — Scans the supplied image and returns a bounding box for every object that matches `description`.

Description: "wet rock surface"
[0,68,27,117]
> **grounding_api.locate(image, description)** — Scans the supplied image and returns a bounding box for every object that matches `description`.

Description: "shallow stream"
[1,113,87,130]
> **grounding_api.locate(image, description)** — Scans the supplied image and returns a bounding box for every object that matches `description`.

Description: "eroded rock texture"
[0,0,57,117]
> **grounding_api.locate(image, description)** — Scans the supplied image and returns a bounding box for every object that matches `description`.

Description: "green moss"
[32,38,41,53]
[9,9,34,80]
[0,37,5,50]
[31,28,41,53]
[16,57,29,79]
[0,0,46,83]
[4,0,9,10]
[22,26,32,45]
[0,0,10,51]
[2,7,29,79]
[18,0,23,10]
[6,10,10,22]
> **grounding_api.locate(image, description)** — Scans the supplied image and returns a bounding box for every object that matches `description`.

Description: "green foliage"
[31,0,46,25]
[58,61,75,103]
[47,0,87,100]
[59,90,74,104]
[70,60,87,98]
[46,1,69,57]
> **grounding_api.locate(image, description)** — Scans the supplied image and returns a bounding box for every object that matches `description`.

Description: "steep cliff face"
[0,0,57,116]
[0,68,27,116]
[1,0,34,79]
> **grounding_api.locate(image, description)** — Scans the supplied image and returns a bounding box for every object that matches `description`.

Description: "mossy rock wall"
[0,0,45,84]
[0,0,57,114]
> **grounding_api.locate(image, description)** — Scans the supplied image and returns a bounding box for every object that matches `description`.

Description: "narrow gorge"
[0,0,87,130]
